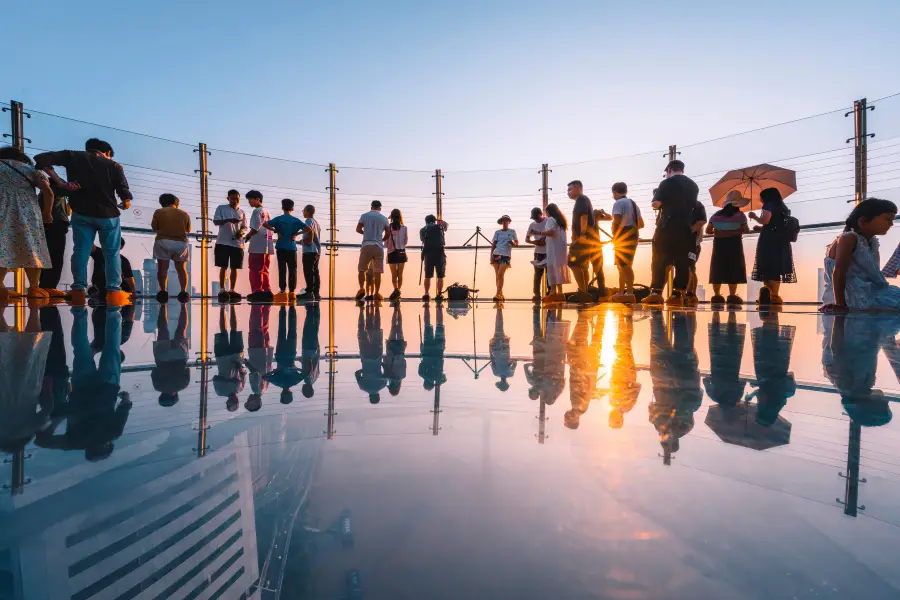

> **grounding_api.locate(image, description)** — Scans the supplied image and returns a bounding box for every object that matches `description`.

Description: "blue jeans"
[71,213,122,291]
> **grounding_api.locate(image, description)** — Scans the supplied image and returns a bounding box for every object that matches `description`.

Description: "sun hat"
[497,215,512,224]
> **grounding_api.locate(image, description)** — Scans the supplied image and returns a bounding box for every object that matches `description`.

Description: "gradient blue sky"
[6,0,900,171]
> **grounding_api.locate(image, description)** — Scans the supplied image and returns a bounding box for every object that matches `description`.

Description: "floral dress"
[823,232,900,310]
[0,159,51,269]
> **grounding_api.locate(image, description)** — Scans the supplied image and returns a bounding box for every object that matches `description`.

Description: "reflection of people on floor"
[823,314,900,426]
[213,305,246,412]
[151,302,190,407]
[541,308,570,406]
[41,305,71,418]
[419,303,446,390]
[245,304,273,412]
[300,303,321,399]
[609,310,641,429]
[648,311,702,461]
[703,310,746,408]
[524,308,546,401]
[0,305,53,454]
[384,304,407,395]
[750,311,796,425]
[356,304,387,403]
[489,308,517,391]
[266,306,303,404]
[36,307,130,461]
[565,310,604,429]
[91,300,134,356]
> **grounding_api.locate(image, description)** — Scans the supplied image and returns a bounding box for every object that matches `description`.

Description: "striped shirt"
[709,210,747,238]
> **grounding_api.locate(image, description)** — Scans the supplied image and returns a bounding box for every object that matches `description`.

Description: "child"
[299,204,322,300]
[491,215,518,302]
[263,198,305,301]
[821,197,900,311]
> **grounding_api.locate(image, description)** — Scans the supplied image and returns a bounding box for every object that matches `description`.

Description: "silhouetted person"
[356,304,387,403]
[565,310,604,429]
[266,306,303,405]
[524,307,547,401]
[384,304,407,396]
[609,310,641,429]
[36,306,130,461]
[751,311,796,425]
[213,305,246,412]
[151,302,190,407]
[300,303,321,399]
[40,305,71,418]
[648,311,702,463]
[419,303,446,391]
[540,308,570,406]
[489,308,517,391]
[703,310,746,409]
[246,304,273,412]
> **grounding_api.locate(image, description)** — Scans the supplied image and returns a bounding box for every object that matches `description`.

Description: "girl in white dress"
[540,203,571,302]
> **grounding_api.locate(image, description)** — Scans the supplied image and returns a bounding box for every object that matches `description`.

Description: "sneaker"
[45,288,67,298]
[273,292,290,304]
[218,290,230,303]
[542,293,565,304]
[156,290,169,303]
[288,291,298,301]
[492,294,503,302]
[726,295,743,305]
[389,289,401,301]
[177,291,190,303]
[665,293,685,307]
[568,291,593,304]
[422,294,431,302]
[27,287,50,299]
[354,290,365,301]
[758,286,771,306]
[434,293,444,303]
[615,293,636,304]
[373,293,384,303]
[641,293,665,305]
[106,290,133,306]
[710,295,725,304]
[229,291,242,302]
[683,293,699,306]
[365,294,374,302]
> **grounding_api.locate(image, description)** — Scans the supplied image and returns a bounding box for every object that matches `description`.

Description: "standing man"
[526,207,547,303]
[355,200,391,302]
[244,190,274,302]
[35,138,133,306]
[685,198,707,305]
[610,182,644,302]
[300,204,322,301]
[642,160,699,306]
[150,193,192,303]
[420,214,449,301]
[566,180,602,301]
[213,189,249,302]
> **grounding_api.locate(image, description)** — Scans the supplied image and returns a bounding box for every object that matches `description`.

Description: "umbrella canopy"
[705,400,791,450]
[709,163,797,211]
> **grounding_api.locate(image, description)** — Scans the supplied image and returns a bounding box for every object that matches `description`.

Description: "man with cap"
[419,214,449,301]
[525,207,549,302]
[491,215,518,302]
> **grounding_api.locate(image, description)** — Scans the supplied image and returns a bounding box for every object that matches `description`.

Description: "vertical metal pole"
[665,145,679,296]
[839,422,863,517]
[327,298,336,439]
[194,143,210,296]
[198,298,209,457]
[327,164,338,300]
[537,399,547,444]
[8,450,26,495]
[847,99,874,205]
[433,169,443,220]
[431,386,441,435]
[540,163,550,210]
[7,101,27,297]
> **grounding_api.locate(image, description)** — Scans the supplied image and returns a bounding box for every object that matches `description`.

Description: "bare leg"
[174,261,188,293]
[219,267,227,289]
[25,268,41,290]
[397,263,405,290]
[358,271,365,294]
[389,264,398,289]
[229,268,238,292]
[374,272,382,296]
[624,264,634,294]
[497,265,507,296]
[728,284,738,296]
[768,280,781,296]
[424,277,431,295]
[436,277,444,296]
[713,283,722,296]
[157,259,170,292]
[0,267,7,290]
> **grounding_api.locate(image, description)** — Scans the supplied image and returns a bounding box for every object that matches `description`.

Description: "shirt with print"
[612,196,642,228]
[492,229,518,257]
[268,214,305,252]
[303,217,322,254]
[358,210,390,248]
[214,204,249,248]
[248,206,274,254]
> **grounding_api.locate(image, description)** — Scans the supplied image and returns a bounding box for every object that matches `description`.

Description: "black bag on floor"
[447,283,474,301]
[633,284,651,301]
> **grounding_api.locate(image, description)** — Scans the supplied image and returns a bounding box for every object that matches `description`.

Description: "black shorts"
[214,332,244,357]
[689,245,701,266]
[614,228,639,268]
[387,250,408,265]
[424,253,446,278]
[215,244,244,270]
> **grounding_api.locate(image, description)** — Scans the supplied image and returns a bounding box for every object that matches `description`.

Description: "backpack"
[447,283,473,301]
[422,223,445,252]
[783,214,800,243]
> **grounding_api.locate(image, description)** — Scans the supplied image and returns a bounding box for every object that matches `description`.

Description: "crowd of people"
[4,138,900,311]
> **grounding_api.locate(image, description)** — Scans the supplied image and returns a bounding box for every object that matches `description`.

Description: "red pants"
[248,253,271,293]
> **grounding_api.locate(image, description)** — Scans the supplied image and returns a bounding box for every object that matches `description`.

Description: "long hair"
[546,203,568,230]
[389,208,403,230]
[760,187,786,212]
[844,197,897,233]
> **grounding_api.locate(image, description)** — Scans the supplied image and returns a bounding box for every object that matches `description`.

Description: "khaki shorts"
[154,239,190,262]
[358,245,385,273]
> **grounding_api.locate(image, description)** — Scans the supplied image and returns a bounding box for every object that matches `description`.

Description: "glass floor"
[2,299,900,600]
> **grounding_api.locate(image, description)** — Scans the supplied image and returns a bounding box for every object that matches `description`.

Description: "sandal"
[27,287,50,299]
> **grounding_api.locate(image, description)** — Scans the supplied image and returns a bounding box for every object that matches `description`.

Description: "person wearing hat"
[706,190,751,304]
[491,215,518,302]
[525,207,548,302]
[419,214,449,301]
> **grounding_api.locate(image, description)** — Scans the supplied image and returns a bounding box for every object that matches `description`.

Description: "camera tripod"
[463,226,494,292]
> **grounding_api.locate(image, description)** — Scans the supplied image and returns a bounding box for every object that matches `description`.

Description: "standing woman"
[749,187,796,304]
[385,208,408,301]
[707,190,750,304]
[540,203,571,302]
[0,147,54,301]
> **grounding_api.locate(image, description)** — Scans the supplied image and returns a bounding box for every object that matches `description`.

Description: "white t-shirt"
[612,196,642,228]
[492,229,518,257]
[359,210,390,248]
[248,206,274,254]
[214,204,249,248]
[527,220,546,253]
[385,226,408,252]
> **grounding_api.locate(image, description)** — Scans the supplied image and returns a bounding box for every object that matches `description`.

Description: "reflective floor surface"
[2,299,900,600]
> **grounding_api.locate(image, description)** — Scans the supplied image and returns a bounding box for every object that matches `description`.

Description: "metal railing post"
[194,143,210,296]
[846,98,875,205]
[664,145,679,296]
[540,163,550,210]
[326,164,338,300]
[433,169,443,220]
[327,298,336,439]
